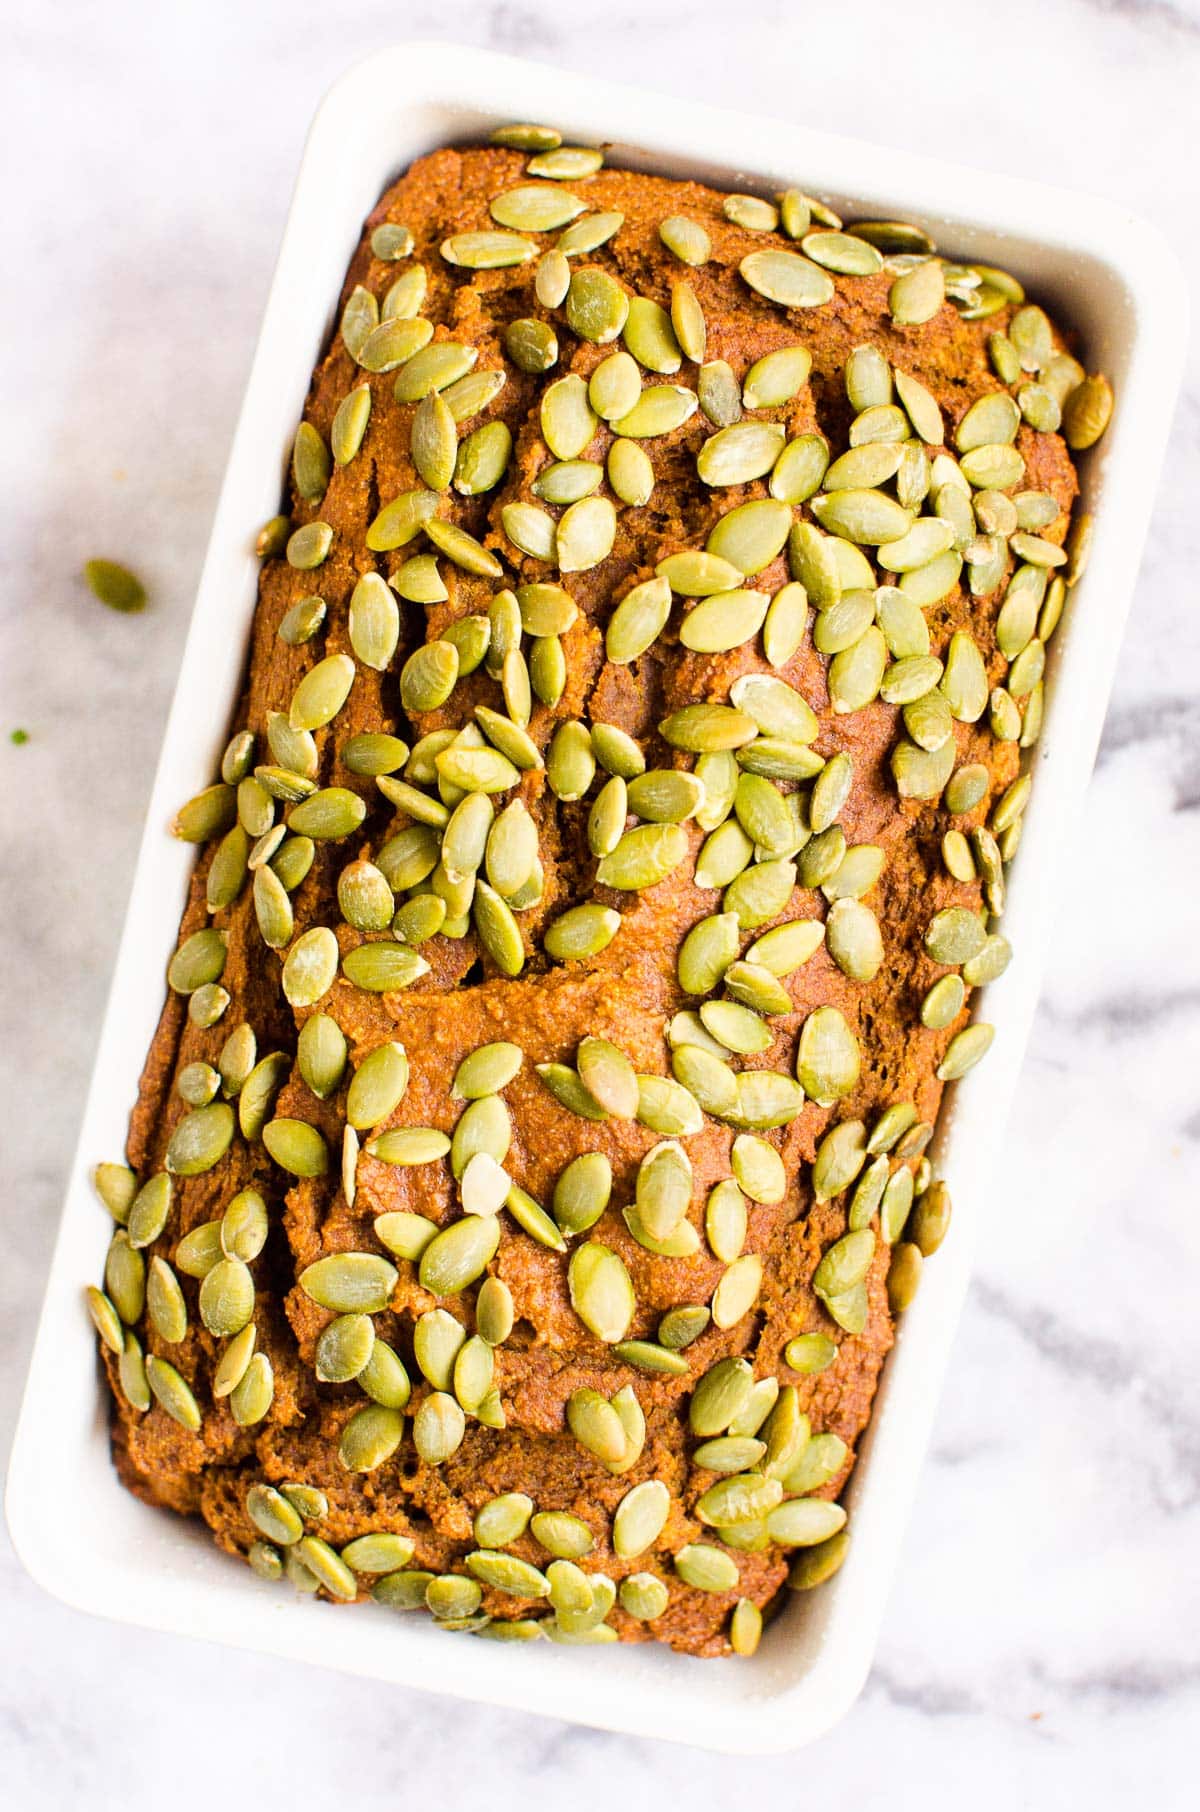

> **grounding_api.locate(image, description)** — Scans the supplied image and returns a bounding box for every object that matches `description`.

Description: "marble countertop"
[3,0,1198,1804]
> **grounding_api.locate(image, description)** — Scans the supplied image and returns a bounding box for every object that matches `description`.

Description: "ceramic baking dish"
[7,39,1184,1754]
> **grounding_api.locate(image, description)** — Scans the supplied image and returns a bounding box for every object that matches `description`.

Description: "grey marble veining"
[2,1,1198,1805]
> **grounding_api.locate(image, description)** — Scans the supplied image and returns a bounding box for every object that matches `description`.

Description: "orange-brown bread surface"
[93,142,1097,1657]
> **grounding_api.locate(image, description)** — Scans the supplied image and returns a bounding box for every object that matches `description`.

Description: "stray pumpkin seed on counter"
[83,121,1109,1661]
[83,558,146,612]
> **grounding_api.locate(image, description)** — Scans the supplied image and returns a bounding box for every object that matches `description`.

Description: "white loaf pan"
[6,40,1185,1754]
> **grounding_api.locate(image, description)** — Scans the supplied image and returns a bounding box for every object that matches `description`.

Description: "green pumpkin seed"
[723,857,796,930]
[278,926,337,1009]
[330,384,372,470]
[924,906,986,965]
[628,1074,698,1138]
[408,391,457,493]
[414,1309,466,1390]
[903,686,954,751]
[165,1101,234,1177]
[556,210,623,257]
[285,655,353,734]
[115,1329,150,1411]
[660,211,710,262]
[796,1006,860,1104]
[607,437,655,505]
[448,422,512,500]
[769,435,828,508]
[758,581,807,668]
[86,1285,124,1355]
[416,1215,499,1297]
[937,1022,995,1081]
[743,346,812,411]
[787,521,839,609]
[802,228,881,275]
[526,142,602,178]
[540,372,597,460]
[886,1241,923,1312]
[741,248,833,308]
[217,1188,267,1266]
[1062,373,1114,449]
[697,424,784,488]
[814,1230,877,1307]
[942,829,976,883]
[780,1332,837,1378]
[696,1471,782,1529]
[260,1115,327,1178]
[813,1118,869,1202]
[889,258,944,324]
[565,267,629,344]
[891,736,955,800]
[411,1392,466,1465]
[697,358,741,428]
[787,1529,850,1591]
[824,443,904,493]
[627,768,705,823]
[268,836,313,894]
[879,1164,915,1244]
[593,822,686,891]
[619,1573,669,1621]
[549,1152,610,1236]
[292,420,331,502]
[826,898,884,981]
[441,230,536,270]
[674,913,737,999]
[173,1222,222,1283]
[127,1171,172,1248]
[719,1377,776,1441]
[104,1231,145,1323]
[532,458,601,505]
[767,1499,848,1547]
[93,1162,138,1225]
[557,495,616,572]
[358,1335,410,1407]
[503,500,565,561]
[145,1355,201,1432]
[604,1480,671,1564]
[722,1134,782,1206]
[256,514,291,560]
[724,191,777,230]
[491,182,584,231]
[648,1302,709,1356]
[922,971,967,1029]
[710,1253,762,1329]
[314,1312,375,1384]
[568,1240,635,1342]
[364,489,438,554]
[545,904,623,963]
[84,557,146,612]
[612,384,698,439]
[250,863,292,949]
[623,295,682,373]
[606,575,672,662]
[909,1179,952,1256]
[893,367,944,445]
[720,961,791,1016]
[670,282,706,363]
[745,919,823,977]
[689,1357,755,1437]
[707,498,791,575]
[566,1388,628,1467]
[167,929,227,994]
[675,1545,739,1593]
[338,1404,404,1473]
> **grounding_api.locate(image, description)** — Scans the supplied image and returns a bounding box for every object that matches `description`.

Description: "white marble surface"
[3,0,1199,1803]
